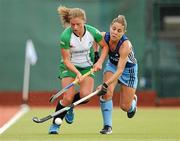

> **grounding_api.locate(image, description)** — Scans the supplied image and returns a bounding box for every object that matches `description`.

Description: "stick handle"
[49,68,94,103]
[52,90,99,117]
[33,89,99,123]
[73,68,94,84]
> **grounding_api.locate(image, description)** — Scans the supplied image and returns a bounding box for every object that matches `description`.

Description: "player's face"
[110,22,125,41]
[70,17,85,37]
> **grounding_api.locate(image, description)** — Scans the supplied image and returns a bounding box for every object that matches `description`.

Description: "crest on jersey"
[88,41,93,48]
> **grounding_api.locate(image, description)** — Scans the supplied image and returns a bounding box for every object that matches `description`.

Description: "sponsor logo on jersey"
[72,49,89,54]
[110,56,119,62]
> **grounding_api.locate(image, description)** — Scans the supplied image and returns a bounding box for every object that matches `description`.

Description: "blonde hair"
[111,15,127,31]
[57,6,86,28]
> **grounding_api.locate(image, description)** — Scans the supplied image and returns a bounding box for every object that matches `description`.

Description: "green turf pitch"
[0,107,179,141]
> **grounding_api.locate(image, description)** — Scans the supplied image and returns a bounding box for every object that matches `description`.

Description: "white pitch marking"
[0,104,29,134]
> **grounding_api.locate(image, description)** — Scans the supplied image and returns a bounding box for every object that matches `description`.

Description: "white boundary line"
[0,104,29,134]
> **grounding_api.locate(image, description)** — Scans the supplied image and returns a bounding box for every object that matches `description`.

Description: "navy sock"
[72,92,89,104]
[72,92,81,103]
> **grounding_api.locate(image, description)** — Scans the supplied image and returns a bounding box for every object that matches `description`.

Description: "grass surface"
[0,107,179,141]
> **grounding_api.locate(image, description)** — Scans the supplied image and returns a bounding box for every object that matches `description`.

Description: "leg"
[119,64,138,118]
[119,84,137,118]
[61,77,77,124]
[65,76,94,124]
[67,76,94,104]
[100,71,117,134]
[49,77,76,134]
[65,91,81,124]
[79,76,94,97]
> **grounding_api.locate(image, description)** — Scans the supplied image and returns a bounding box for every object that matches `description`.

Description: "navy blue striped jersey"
[104,32,137,67]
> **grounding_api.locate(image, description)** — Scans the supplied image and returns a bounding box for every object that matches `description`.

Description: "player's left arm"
[96,32,108,65]
[93,41,100,64]
[93,32,107,64]
[97,39,108,63]
[93,39,108,72]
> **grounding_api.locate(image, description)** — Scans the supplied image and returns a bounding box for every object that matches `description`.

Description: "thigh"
[102,71,118,100]
[61,77,76,94]
[120,84,136,108]
[61,77,76,105]
[119,64,138,89]
[79,76,94,97]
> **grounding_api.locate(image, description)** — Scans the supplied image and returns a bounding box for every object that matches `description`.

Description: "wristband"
[103,82,108,88]
[95,51,99,56]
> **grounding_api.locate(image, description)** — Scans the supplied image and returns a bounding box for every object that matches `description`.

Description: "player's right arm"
[61,48,82,79]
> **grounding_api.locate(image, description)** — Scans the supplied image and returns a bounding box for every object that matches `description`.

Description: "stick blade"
[32,117,41,123]
[32,115,52,123]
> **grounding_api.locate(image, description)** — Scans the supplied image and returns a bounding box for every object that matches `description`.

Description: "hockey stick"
[32,89,99,123]
[49,69,94,103]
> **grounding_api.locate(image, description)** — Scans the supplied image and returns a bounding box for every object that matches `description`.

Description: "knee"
[63,96,74,105]
[100,91,113,101]
[79,92,89,104]
[80,91,90,97]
